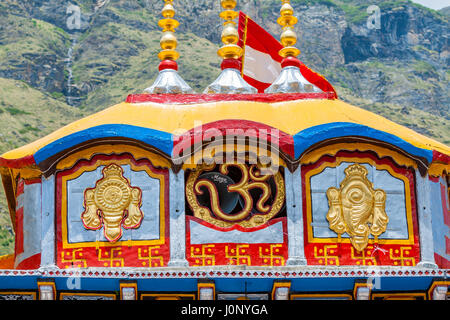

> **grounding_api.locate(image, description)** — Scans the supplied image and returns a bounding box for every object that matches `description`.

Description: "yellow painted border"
[353,281,372,300]
[140,293,196,300]
[271,281,291,300]
[59,292,117,300]
[3,99,449,162]
[11,167,41,180]
[56,144,171,171]
[197,282,216,300]
[60,158,167,249]
[300,143,418,169]
[427,280,450,300]
[290,293,352,300]
[0,254,14,269]
[304,156,415,245]
[37,281,56,300]
[181,142,287,171]
[0,291,37,300]
[120,282,138,300]
[428,163,449,178]
[371,292,426,300]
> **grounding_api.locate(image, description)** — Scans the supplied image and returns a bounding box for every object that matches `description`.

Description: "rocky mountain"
[440,6,450,16]
[0,0,448,254]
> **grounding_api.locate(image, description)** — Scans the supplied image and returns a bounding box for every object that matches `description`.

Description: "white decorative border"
[0,267,447,279]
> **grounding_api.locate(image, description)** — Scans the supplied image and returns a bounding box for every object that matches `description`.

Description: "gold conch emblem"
[81,164,144,242]
[326,163,389,251]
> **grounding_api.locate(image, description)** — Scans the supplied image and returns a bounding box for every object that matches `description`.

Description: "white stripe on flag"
[243,45,282,84]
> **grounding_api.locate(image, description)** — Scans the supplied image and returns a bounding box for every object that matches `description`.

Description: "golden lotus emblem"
[81,164,144,242]
[326,163,389,251]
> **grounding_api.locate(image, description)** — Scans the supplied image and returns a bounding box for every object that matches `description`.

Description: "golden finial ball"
[280,27,297,47]
[221,22,239,45]
[160,31,177,50]
[162,3,175,18]
[280,2,294,17]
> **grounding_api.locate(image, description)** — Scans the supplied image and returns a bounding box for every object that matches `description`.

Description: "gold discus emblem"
[326,163,389,251]
[81,164,144,242]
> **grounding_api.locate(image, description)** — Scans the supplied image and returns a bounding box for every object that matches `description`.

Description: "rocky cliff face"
[0,0,449,126]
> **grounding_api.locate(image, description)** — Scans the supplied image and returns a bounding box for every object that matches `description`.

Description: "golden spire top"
[265,0,323,93]
[277,0,301,58]
[217,0,242,60]
[158,0,180,61]
[145,0,194,94]
[203,0,256,94]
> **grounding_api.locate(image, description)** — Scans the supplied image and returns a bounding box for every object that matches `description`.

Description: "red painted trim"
[440,183,450,228]
[125,92,336,104]
[429,175,440,183]
[23,178,41,185]
[15,253,41,270]
[15,207,24,255]
[0,155,35,169]
[434,253,450,269]
[16,179,24,197]
[173,119,295,160]
[186,215,288,267]
[433,150,450,164]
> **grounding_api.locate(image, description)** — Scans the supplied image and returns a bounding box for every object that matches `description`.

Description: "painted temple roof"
[0,94,448,175]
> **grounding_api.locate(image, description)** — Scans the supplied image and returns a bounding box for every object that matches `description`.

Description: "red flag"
[238,11,337,97]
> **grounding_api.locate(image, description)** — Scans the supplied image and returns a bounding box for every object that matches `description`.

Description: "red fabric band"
[159,60,178,71]
[221,59,241,70]
[281,56,301,69]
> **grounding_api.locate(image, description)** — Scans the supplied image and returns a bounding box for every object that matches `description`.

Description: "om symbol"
[186,163,285,228]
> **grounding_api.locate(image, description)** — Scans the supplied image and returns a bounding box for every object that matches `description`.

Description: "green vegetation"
[0,78,85,154]
[0,226,14,256]
[332,0,370,24]
[338,87,450,145]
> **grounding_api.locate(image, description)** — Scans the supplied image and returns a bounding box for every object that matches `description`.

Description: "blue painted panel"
[290,277,357,292]
[214,278,274,293]
[66,164,162,244]
[371,276,434,292]
[137,279,199,292]
[310,162,409,239]
[0,276,40,290]
[34,124,174,165]
[293,122,433,162]
[0,275,439,294]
